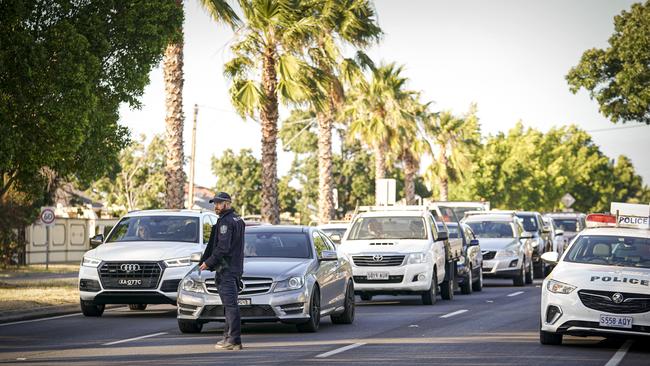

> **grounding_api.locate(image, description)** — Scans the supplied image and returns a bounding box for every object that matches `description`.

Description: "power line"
[585,124,648,133]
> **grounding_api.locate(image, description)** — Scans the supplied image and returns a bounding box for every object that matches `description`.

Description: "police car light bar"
[585,213,617,228]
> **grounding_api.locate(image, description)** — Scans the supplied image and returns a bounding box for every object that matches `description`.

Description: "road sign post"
[40,207,56,270]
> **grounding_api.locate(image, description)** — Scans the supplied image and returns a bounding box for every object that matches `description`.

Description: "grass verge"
[0,278,79,313]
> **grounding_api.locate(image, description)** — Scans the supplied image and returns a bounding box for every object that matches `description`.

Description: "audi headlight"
[164,257,191,267]
[546,279,576,294]
[82,257,101,268]
[274,276,304,292]
[407,252,427,264]
[496,250,518,259]
[181,277,205,293]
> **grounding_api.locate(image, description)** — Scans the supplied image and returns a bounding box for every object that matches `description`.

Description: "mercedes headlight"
[407,252,427,264]
[274,276,304,292]
[457,255,466,265]
[164,257,191,267]
[181,277,205,293]
[82,257,101,268]
[546,279,576,294]
[496,249,518,258]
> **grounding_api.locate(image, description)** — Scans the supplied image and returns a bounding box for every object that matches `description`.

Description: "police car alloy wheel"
[539,202,650,345]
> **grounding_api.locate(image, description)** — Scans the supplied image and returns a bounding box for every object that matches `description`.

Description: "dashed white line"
[440,309,468,318]
[103,332,168,346]
[604,340,633,366]
[315,342,366,358]
[507,291,524,297]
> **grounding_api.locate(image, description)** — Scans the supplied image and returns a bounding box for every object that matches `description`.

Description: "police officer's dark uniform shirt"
[201,208,245,275]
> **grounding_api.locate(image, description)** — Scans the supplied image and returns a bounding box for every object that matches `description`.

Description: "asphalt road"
[0,279,647,366]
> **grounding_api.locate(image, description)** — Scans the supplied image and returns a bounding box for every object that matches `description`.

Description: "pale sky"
[119,0,650,190]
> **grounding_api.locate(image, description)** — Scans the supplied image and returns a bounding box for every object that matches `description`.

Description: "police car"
[539,202,650,345]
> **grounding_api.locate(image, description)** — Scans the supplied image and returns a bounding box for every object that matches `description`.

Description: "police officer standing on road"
[199,192,245,351]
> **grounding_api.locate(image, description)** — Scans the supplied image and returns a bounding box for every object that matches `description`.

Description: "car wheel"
[331,281,355,324]
[533,261,544,279]
[297,287,321,333]
[360,293,373,301]
[80,299,105,317]
[540,329,563,345]
[513,262,525,286]
[460,266,473,295]
[421,268,438,305]
[525,258,534,284]
[128,304,147,311]
[472,267,483,292]
[440,262,455,300]
[178,319,203,333]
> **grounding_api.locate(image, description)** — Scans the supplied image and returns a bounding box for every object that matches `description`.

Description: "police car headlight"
[164,257,191,267]
[496,250,517,259]
[407,252,427,264]
[82,257,101,268]
[546,279,576,294]
[274,276,304,292]
[181,278,205,293]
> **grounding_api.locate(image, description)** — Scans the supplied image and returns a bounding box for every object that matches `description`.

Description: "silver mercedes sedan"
[176,225,355,333]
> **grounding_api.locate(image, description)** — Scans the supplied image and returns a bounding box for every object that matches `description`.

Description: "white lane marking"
[507,291,524,297]
[440,309,468,318]
[315,343,366,358]
[604,340,633,366]
[103,332,168,346]
[0,306,128,327]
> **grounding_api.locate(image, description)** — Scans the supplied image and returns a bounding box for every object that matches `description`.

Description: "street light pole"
[188,104,198,209]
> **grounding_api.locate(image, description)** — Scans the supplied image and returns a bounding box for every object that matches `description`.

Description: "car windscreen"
[551,219,578,232]
[564,235,650,269]
[244,232,311,258]
[348,217,428,240]
[107,216,200,243]
[517,214,538,232]
[436,223,459,238]
[321,228,347,238]
[466,221,514,238]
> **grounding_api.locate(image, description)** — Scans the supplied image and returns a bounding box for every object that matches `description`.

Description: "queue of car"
[77,201,650,345]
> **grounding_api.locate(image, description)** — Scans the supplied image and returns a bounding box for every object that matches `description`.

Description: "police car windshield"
[466,221,514,238]
[552,219,578,232]
[107,216,200,243]
[244,232,311,259]
[348,217,428,240]
[564,235,650,269]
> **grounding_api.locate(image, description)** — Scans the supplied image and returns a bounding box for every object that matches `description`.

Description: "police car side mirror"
[329,233,342,244]
[190,252,202,263]
[435,230,448,242]
[555,229,564,237]
[319,250,338,261]
[541,251,559,265]
[90,234,103,248]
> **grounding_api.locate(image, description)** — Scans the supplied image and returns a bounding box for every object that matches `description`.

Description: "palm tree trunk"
[403,151,417,205]
[317,109,334,224]
[163,20,185,209]
[439,145,449,201]
[260,47,280,224]
[373,142,387,181]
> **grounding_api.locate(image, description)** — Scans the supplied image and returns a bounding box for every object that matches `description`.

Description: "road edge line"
[315,342,366,358]
[103,332,168,346]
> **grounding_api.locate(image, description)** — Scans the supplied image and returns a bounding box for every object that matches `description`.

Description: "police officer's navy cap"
[209,192,232,203]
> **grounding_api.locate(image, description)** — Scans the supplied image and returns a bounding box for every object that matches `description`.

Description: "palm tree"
[300,0,381,224]
[346,63,414,186]
[422,105,481,201]
[393,97,428,205]
[163,0,239,209]
[224,1,317,224]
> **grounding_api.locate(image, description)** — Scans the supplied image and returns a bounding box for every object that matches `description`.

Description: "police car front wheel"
[539,329,562,345]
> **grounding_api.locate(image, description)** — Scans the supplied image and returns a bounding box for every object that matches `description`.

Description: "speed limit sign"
[40,207,56,226]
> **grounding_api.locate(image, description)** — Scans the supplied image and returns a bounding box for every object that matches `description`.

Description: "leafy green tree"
[566,1,650,124]
[612,155,647,203]
[211,149,262,215]
[88,135,166,214]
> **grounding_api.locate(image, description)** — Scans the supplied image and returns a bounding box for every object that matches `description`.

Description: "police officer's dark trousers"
[216,271,241,344]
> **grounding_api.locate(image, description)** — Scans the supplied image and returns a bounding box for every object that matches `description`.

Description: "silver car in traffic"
[176,225,355,333]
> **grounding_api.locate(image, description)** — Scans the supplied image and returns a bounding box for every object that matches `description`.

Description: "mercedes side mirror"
[329,233,342,244]
[520,231,534,239]
[90,234,103,248]
[435,230,448,242]
[190,252,202,263]
[469,239,479,247]
[319,250,338,261]
[541,251,559,265]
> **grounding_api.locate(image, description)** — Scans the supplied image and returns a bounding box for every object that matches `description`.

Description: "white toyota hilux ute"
[78,210,216,316]
[338,206,457,305]
[539,202,650,345]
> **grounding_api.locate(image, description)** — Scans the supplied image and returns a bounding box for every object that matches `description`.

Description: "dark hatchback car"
[436,222,483,294]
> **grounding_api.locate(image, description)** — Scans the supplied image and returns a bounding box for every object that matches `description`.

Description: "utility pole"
[188,104,198,209]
